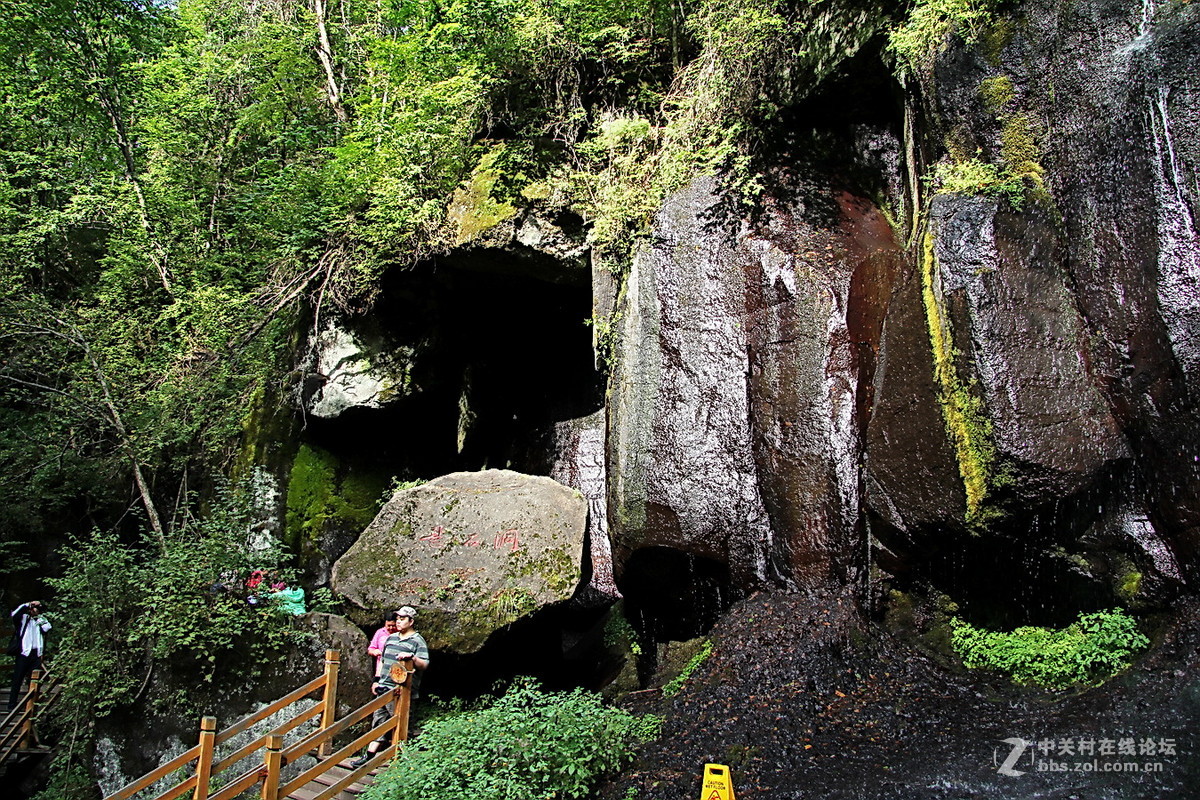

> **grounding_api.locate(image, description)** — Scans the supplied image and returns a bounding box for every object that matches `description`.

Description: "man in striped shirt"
[350,606,429,767]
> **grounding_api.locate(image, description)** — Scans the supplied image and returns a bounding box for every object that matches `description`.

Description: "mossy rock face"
[286,444,386,583]
[330,469,587,654]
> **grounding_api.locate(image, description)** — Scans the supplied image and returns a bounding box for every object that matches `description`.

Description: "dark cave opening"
[303,256,603,482]
[618,546,736,643]
[417,601,621,701]
[902,532,1118,631]
[872,481,1153,631]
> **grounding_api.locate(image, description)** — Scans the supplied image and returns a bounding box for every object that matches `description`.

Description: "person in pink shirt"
[367,612,400,677]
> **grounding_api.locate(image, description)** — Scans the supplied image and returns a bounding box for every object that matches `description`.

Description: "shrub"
[950,609,1149,689]
[47,481,304,718]
[363,680,658,800]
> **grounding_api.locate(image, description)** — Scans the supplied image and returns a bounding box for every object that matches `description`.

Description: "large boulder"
[331,470,587,653]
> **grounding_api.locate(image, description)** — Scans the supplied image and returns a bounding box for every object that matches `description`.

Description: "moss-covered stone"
[285,443,385,560]
[1117,569,1143,603]
[919,228,1007,529]
[446,147,518,245]
[978,75,1015,113]
[330,470,587,654]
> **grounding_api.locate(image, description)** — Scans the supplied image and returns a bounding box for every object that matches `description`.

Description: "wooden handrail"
[276,717,398,800]
[193,717,216,800]
[0,669,60,763]
[204,765,263,800]
[213,673,326,747]
[146,775,198,800]
[104,651,339,800]
[281,689,393,764]
[210,703,323,775]
[275,667,414,800]
[104,744,205,800]
[317,650,339,759]
[261,735,283,800]
[100,649,411,800]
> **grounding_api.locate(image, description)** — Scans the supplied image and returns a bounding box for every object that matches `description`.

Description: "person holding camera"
[8,600,51,711]
[350,606,428,768]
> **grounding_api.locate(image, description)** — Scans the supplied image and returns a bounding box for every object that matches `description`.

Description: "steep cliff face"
[608,172,909,591]
[274,0,1200,638]
[881,0,1199,605]
[607,0,1200,618]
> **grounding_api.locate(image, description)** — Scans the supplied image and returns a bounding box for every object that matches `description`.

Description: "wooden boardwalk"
[0,667,57,766]
[103,650,414,800]
[286,758,377,800]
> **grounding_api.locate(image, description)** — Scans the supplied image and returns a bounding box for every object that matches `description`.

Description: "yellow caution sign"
[699,763,735,800]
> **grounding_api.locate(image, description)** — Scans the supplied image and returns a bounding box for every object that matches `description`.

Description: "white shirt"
[12,604,50,656]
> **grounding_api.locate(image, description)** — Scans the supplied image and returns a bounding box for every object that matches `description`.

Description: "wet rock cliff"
[265,0,1200,670]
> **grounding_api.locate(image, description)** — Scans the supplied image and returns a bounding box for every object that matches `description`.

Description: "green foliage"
[950,610,1149,689]
[927,159,1026,209]
[662,638,713,696]
[888,0,999,78]
[46,481,304,719]
[603,609,642,656]
[363,680,657,800]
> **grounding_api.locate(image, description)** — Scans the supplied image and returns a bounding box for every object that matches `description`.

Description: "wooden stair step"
[287,786,359,800]
[283,758,378,800]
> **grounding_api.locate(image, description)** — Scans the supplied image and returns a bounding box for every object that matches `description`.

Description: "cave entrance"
[305,256,603,481]
[619,546,735,643]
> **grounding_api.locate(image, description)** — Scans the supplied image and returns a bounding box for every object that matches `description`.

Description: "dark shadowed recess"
[619,546,736,642]
[870,467,1177,631]
[762,34,904,203]
[303,254,604,483]
[417,602,623,701]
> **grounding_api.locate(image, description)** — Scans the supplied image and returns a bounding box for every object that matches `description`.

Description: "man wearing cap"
[350,606,429,767]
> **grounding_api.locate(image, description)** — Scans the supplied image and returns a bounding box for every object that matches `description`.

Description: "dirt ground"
[599,590,1200,800]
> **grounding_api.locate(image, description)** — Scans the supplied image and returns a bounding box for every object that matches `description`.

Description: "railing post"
[389,662,413,752]
[318,649,339,758]
[193,716,217,800]
[18,669,41,750]
[261,734,283,800]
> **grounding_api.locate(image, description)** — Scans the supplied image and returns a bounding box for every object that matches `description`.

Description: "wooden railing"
[0,666,60,762]
[103,650,415,800]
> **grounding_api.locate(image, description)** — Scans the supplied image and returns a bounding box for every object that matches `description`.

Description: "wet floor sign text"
[699,763,735,800]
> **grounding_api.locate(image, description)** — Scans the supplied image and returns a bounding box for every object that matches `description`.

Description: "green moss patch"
[951,609,1148,689]
[919,230,1009,529]
[285,443,385,552]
